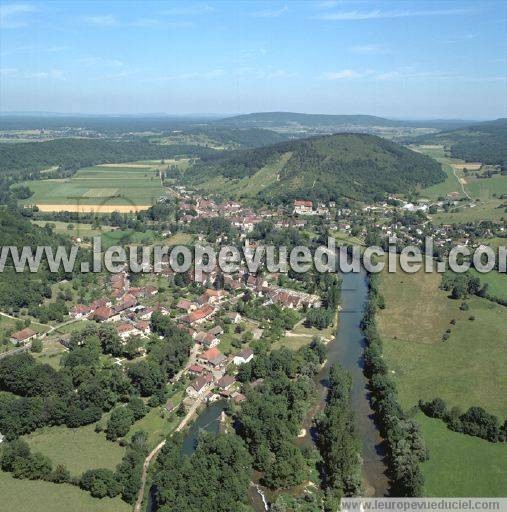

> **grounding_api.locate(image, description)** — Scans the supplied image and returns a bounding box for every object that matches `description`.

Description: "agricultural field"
[22,422,125,475]
[416,144,507,223]
[18,164,164,213]
[32,220,115,239]
[0,471,130,512]
[378,263,507,417]
[412,145,466,201]
[416,413,507,497]
[429,200,507,224]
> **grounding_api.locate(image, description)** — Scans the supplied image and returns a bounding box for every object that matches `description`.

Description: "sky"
[0,0,506,119]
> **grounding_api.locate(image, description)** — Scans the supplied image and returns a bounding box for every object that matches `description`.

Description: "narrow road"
[133,389,211,512]
[0,316,79,359]
[452,167,472,200]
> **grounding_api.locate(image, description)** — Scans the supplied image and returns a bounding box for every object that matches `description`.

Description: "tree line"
[419,398,507,443]
[316,363,363,506]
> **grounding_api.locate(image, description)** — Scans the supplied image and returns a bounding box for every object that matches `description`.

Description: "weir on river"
[147,265,389,512]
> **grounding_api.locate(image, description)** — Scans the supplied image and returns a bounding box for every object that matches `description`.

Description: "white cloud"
[79,56,125,68]
[251,5,288,18]
[161,4,214,16]
[0,3,36,28]
[84,15,119,26]
[313,8,473,21]
[350,44,387,55]
[320,69,363,80]
[440,33,479,44]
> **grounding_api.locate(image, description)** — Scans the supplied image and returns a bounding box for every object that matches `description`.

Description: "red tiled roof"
[187,305,215,323]
[294,200,312,207]
[93,306,113,320]
[200,347,223,362]
[10,328,36,341]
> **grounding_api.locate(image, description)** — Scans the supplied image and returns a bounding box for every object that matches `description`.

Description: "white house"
[233,348,254,366]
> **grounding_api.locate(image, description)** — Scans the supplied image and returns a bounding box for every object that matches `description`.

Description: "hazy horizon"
[0,110,500,122]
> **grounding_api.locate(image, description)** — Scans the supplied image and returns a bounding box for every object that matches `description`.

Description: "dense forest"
[153,433,252,512]
[0,138,215,204]
[183,133,445,203]
[177,126,289,148]
[412,118,507,168]
[0,209,90,312]
[0,138,213,174]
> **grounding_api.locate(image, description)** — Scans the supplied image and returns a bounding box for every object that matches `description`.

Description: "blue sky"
[0,0,505,119]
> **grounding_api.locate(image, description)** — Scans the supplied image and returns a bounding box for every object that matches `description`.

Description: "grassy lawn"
[125,402,181,448]
[0,471,130,512]
[32,339,67,369]
[378,265,507,417]
[164,232,194,246]
[0,315,49,351]
[469,268,507,302]
[331,230,365,247]
[430,199,507,224]
[22,423,125,476]
[273,316,337,351]
[416,412,507,497]
[31,220,114,238]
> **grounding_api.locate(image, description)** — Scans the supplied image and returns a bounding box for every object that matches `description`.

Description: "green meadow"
[378,264,507,417]
[417,413,507,497]
[23,423,125,475]
[469,268,507,302]
[0,471,130,512]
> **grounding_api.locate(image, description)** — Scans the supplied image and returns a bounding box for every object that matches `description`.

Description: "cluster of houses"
[177,193,336,234]
[66,273,163,355]
[184,346,253,404]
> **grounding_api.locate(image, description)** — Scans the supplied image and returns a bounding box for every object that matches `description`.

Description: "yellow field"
[450,163,482,171]
[35,204,151,213]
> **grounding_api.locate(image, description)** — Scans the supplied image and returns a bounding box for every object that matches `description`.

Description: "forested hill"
[182,126,289,148]
[411,118,507,168]
[0,209,81,310]
[182,133,445,203]
[0,138,214,175]
[216,112,472,131]
[0,138,215,204]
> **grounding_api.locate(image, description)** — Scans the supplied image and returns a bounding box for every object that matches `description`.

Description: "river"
[311,266,390,496]
[147,267,389,511]
[251,266,390,509]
